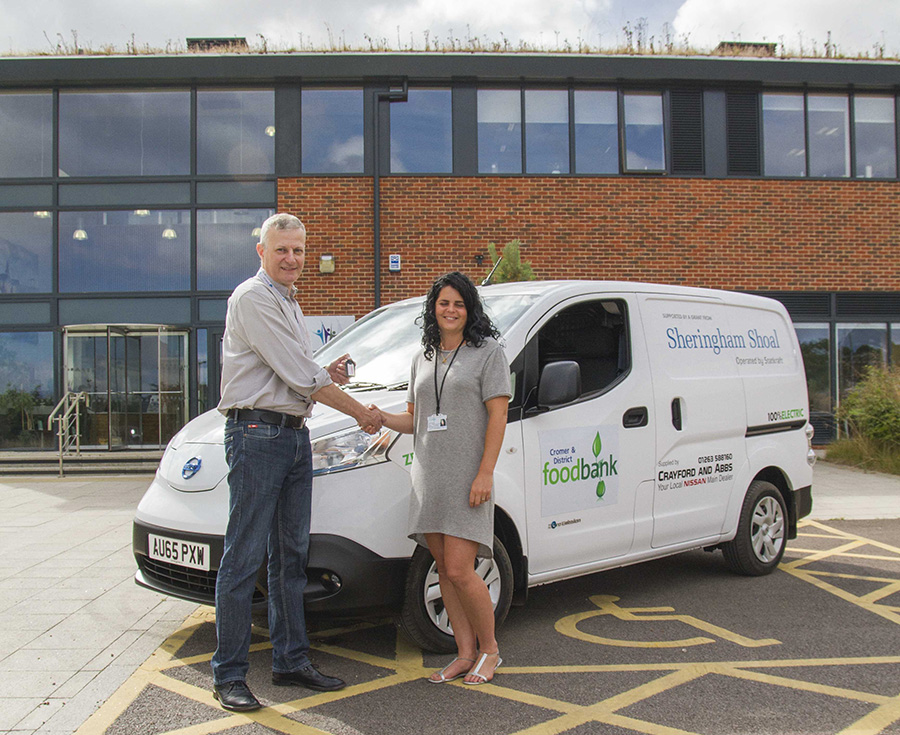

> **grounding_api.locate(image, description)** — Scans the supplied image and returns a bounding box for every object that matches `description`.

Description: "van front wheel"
[722,480,788,576]
[397,535,514,653]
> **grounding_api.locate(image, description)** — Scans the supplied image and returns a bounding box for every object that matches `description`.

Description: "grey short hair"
[259,213,306,248]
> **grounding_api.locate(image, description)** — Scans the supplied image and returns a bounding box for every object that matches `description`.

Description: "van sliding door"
[638,295,748,548]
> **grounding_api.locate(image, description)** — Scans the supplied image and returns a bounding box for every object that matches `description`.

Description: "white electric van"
[133,281,815,652]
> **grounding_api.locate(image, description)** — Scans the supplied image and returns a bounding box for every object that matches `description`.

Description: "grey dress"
[406,337,512,558]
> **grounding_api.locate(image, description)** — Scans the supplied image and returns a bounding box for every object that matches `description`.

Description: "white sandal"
[428,657,475,683]
[464,651,502,685]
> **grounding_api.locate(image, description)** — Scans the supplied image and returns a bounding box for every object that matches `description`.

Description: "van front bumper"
[133,520,409,616]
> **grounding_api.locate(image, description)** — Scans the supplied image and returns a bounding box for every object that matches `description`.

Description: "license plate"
[148,534,210,571]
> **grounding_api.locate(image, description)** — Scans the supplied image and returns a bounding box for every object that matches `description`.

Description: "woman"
[376,271,511,685]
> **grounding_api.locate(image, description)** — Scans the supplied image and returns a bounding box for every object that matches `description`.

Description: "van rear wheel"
[722,480,788,576]
[396,534,513,653]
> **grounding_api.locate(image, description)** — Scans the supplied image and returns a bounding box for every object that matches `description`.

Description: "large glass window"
[794,323,832,414]
[574,90,618,174]
[58,210,190,292]
[301,89,364,173]
[763,93,806,176]
[892,324,900,367]
[854,96,897,179]
[837,323,887,405]
[0,92,53,178]
[808,94,850,178]
[478,90,522,174]
[0,331,54,449]
[623,92,664,171]
[197,89,275,175]
[525,90,569,174]
[59,90,190,177]
[390,89,452,173]
[0,211,53,293]
[197,208,275,291]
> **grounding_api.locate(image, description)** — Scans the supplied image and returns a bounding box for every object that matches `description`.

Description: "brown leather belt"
[228,408,306,429]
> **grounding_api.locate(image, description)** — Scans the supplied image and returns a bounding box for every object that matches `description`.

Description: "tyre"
[722,480,788,576]
[396,534,514,653]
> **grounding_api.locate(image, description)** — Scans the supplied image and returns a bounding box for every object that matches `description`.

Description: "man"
[211,213,381,712]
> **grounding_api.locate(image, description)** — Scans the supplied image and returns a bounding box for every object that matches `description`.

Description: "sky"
[1,0,898,57]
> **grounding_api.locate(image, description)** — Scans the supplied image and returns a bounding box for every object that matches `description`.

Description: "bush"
[484,240,536,284]
[826,366,900,475]
[836,366,900,447]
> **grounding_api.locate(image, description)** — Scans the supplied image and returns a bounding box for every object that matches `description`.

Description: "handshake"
[359,404,385,434]
[326,354,408,436]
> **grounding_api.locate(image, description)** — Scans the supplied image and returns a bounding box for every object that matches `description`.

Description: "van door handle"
[622,406,648,428]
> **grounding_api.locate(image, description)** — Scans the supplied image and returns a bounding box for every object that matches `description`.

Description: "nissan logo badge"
[182,457,202,479]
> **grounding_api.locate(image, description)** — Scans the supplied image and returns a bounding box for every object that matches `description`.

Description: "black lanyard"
[433,342,463,414]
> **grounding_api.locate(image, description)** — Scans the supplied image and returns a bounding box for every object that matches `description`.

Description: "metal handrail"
[49,391,88,476]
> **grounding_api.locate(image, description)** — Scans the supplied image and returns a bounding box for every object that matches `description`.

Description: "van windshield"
[315,293,536,390]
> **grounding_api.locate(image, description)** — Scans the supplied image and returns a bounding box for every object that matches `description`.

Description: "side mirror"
[538,360,581,407]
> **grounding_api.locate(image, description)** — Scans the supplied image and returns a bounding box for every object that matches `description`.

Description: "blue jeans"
[212,418,313,685]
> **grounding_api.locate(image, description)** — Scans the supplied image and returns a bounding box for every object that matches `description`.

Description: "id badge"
[427,413,448,432]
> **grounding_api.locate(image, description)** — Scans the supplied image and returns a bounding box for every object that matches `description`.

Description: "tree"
[484,239,536,284]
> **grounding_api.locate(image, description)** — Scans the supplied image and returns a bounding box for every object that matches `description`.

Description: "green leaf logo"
[592,432,602,458]
[596,480,606,499]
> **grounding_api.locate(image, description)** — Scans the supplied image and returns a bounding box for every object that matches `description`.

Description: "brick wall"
[278,176,900,316]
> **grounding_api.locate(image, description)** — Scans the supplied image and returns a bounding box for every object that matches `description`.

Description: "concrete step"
[0,450,163,475]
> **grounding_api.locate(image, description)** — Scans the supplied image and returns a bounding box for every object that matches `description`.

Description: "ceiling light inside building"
[162,228,178,239]
[265,126,276,137]
[73,229,88,240]
[33,211,51,219]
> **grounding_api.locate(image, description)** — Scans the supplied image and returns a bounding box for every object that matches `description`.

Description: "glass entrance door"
[64,325,189,449]
[107,327,132,449]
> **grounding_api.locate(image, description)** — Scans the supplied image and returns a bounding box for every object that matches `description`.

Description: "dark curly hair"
[419,271,500,360]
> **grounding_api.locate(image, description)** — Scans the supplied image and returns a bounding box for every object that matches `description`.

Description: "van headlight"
[312,426,396,476]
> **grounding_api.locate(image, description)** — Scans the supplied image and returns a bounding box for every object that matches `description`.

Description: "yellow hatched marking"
[837,693,900,735]
[723,667,891,704]
[780,540,868,569]
[499,668,708,735]
[83,521,900,735]
[859,581,900,604]
[781,521,900,627]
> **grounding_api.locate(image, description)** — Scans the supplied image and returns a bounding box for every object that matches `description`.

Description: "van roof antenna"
[481,256,503,287]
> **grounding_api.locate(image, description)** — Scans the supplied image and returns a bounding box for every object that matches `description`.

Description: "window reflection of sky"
[525,90,569,174]
[763,94,806,177]
[854,96,896,178]
[197,90,274,175]
[315,294,536,388]
[390,89,452,174]
[623,94,664,171]
[302,89,364,173]
[0,92,52,178]
[478,90,522,174]
[808,95,849,178]
[59,91,190,177]
[0,212,52,293]
[0,331,53,396]
[574,90,618,174]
